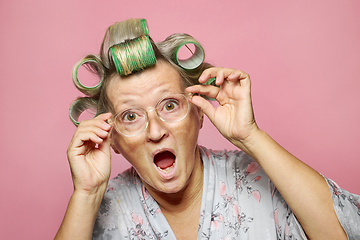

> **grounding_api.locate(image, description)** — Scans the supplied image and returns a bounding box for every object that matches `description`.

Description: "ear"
[111,143,120,154]
[109,131,120,154]
[198,109,204,129]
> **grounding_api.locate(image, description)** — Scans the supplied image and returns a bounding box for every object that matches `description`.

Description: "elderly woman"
[55,19,359,239]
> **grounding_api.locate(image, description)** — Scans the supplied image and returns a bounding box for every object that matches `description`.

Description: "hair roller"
[72,55,105,97]
[157,33,205,70]
[109,35,156,76]
[174,41,204,70]
[69,97,98,126]
[101,19,150,70]
[139,19,149,35]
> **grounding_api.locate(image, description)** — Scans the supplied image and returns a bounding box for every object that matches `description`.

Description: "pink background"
[1,0,359,239]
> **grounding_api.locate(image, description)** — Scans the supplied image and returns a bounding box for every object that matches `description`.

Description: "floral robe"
[93,146,360,239]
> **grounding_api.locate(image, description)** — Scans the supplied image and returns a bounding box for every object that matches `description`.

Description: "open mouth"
[154,151,176,173]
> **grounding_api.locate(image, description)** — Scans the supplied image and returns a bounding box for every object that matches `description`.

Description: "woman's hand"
[187,68,348,240]
[186,68,259,150]
[55,113,113,240]
[67,113,113,196]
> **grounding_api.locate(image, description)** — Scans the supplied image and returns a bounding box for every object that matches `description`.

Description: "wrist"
[229,127,264,157]
[73,183,108,206]
[55,186,106,240]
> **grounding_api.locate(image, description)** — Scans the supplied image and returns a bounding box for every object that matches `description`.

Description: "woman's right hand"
[67,113,113,196]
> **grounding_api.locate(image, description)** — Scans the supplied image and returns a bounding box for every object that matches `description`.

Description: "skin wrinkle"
[58,61,350,240]
[107,61,204,214]
[56,16,353,237]
[108,67,184,113]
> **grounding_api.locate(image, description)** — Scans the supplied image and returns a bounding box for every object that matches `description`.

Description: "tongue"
[154,151,175,169]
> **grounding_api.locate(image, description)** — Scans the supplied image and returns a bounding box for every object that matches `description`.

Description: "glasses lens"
[114,93,190,137]
[156,93,189,123]
[115,108,147,136]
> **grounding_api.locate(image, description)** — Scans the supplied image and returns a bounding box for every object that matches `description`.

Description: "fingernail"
[199,74,206,81]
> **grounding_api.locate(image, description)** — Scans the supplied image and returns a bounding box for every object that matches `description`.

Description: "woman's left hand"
[186,67,259,150]
[188,68,349,240]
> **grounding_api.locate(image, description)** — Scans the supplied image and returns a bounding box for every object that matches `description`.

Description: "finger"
[188,94,216,121]
[95,112,113,121]
[69,132,105,156]
[86,112,113,130]
[77,113,113,134]
[186,85,220,100]
[69,116,113,154]
[226,70,251,87]
[199,68,250,86]
[199,68,234,84]
[97,133,112,157]
[198,67,221,84]
[71,126,109,149]
[78,130,107,145]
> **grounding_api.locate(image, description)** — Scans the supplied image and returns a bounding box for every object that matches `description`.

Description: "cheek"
[175,108,202,144]
[112,133,145,161]
[188,106,202,130]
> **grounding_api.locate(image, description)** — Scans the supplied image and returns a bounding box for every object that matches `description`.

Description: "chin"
[146,177,189,195]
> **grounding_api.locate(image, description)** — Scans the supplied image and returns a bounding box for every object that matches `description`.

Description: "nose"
[146,109,168,142]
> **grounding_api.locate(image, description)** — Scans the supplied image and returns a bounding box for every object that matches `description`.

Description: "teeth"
[158,166,172,173]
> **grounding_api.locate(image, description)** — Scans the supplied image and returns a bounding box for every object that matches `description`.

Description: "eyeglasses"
[112,93,192,137]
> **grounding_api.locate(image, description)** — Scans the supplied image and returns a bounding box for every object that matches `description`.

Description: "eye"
[125,112,137,121]
[163,100,179,112]
[165,102,175,111]
[121,111,139,122]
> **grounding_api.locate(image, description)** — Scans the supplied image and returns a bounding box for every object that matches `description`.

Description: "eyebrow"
[114,88,180,110]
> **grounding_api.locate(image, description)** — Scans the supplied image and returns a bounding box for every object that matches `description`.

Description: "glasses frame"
[112,92,193,137]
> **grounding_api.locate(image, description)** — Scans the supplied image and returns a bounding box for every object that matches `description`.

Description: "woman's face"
[107,60,203,194]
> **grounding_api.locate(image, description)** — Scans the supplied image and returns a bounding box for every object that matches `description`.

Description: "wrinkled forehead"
[105,61,187,110]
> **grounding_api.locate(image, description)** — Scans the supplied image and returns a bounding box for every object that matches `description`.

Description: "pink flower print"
[131,211,143,226]
[204,149,212,159]
[142,185,150,200]
[220,182,234,207]
[211,213,224,230]
[251,190,261,202]
[274,208,279,227]
[220,182,227,196]
[251,176,261,182]
[155,208,162,214]
[285,222,290,236]
[233,202,240,217]
[246,162,261,175]
[274,208,282,237]
[233,201,252,233]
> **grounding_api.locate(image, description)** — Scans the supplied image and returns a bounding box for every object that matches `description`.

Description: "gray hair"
[69,18,212,126]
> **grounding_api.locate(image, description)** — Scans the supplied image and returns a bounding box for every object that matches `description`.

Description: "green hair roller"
[174,41,205,70]
[73,58,105,95]
[69,97,98,126]
[110,35,156,76]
